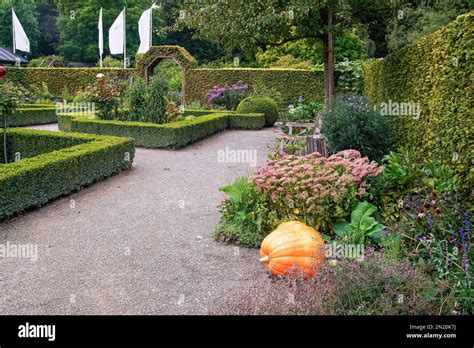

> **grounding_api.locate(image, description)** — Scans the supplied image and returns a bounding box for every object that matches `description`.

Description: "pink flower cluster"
[252,150,382,231]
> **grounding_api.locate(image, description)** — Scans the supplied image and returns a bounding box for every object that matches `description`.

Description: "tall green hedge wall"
[185,68,325,107]
[363,11,473,191]
[4,68,135,95]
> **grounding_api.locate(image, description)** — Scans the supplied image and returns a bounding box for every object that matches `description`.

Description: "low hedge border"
[3,107,58,126]
[0,128,135,220]
[58,111,265,149]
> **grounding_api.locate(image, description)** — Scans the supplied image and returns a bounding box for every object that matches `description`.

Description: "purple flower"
[464,212,471,240]
[427,214,434,232]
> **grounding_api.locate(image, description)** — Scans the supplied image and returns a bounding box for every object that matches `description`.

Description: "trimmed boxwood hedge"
[363,11,473,193]
[0,128,135,220]
[4,67,135,95]
[4,107,58,126]
[58,112,265,149]
[185,68,324,108]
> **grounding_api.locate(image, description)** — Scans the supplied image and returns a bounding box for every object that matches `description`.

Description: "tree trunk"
[322,6,335,110]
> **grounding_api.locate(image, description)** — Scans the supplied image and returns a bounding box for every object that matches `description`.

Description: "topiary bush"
[148,75,168,124]
[128,77,149,122]
[237,97,279,126]
[321,93,394,163]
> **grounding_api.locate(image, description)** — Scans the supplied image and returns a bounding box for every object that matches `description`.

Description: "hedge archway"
[137,46,197,105]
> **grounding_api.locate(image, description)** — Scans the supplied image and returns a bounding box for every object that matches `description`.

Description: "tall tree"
[34,0,60,57]
[386,0,471,52]
[176,0,391,107]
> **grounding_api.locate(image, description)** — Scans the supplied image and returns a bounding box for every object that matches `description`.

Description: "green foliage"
[148,76,169,123]
[4,107,57,127]
[137,45,197,72]
[127,77,149,122]
[185,68,324,108]
[88,77,122,120]
[256,30,367,67]
[333,201,383,245]
[55,0,153,62]
[321,93,394,162]
[386,1,470,52]
[28,55,64,67]
[58,112,265,149]
[153,59,183,91]
[266,55,314,70]
[0,82,25,116]
[3,67,135,97]
[0,128,134,220]
[0,0,40,56]
[374,148,462,222]
[236,97,279,126]
[282,102,323,122]
[98,56,123,68]
[215,177,270,247]
[363,11,473,195]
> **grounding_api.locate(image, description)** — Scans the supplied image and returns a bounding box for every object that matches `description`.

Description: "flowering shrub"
[321,93,394,162]
[87,77,122,120]
[205,81,249,110]
[252,150,382,233]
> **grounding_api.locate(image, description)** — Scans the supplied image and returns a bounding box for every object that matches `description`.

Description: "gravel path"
[0,124,278,314]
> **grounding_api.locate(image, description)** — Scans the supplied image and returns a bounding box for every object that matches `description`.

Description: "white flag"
[12,8,30,53]
[109,9,125,55]
[98,8,103,56]
[137,8,152,54]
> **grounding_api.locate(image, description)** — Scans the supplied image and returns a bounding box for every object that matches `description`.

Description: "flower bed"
[215,150,382,247]
[0,128,134,220]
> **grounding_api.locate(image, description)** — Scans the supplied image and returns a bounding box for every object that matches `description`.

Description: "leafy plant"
[148,76,169,124]
[282,101,323,122]
[215,177,270,247]
[98,56,123,68]
[127,77,149,122]
[321,93,394,162]
[88,78,121,120]
[333,201,383,245]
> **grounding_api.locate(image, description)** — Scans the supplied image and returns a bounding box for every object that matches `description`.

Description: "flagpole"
[99,7,103,68]
[12,9,16,54]
[123,7,126,69]
[150,3,153,48]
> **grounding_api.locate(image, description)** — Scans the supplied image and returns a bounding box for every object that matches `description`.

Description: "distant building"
[0,47,28,66]
[67,62,96,68]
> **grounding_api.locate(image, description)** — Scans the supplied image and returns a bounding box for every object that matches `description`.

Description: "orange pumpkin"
[259,221,325,277]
